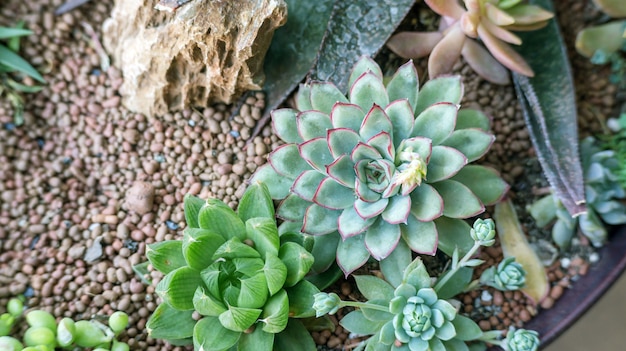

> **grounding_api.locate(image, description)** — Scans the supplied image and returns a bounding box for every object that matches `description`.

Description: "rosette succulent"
[251,57,508,276]
[145,182,319,351]
[480,257,527,291]
[470,218,496,246]
[387,0,553,84]
[504,328,540,351]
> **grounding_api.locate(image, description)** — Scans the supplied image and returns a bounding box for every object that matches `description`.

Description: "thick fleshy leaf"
[350,72,389,111]
[302,204,341,235]
[147,240,186,274]
[338,206,376,239]
[273,320,317,351]
[263,253,288,295]
[296,84,314,111]
[409,183,444,222]
[381,195,411,224]
[239,326,275,351]
[361,300,395,322]
[402,258,432,290]
[386,100,415,147]
[212,239,261,259]
[279,242,315,287]
[441,129,494,162]
[337,234,370,276]
[269,144,311,178]
[310,82,349,115]
[455,108,491,131]
[310,232,341,274]
[478,24,533,76]
[326,155,357,187]
[194,316,241,350]
[351,142,382,163]
[485,3,515,26]
[354,275,395,301]
[156,267,201,311]
[426,146,468,182]
[348,56,384,88]
[193,286,227,316]
[412,103,458,144]
[245,218,280,258]
[260,290,289,333]
[313,177,355,210]
[297,111,333,140]
[238,181,275,221]
[506,4,554,24]
[452,315,483,341]
[355,198,389,219]
[429,23,465,79]
[198,199,246,241]
[291,170,326,202]
[356,177,383,202]
[387,31,443,59]
[368,132,395,161]
[380,240,411,287]
[340,310,385,335]
[425,0,465,18]
[386,60,419,109]
[285,280,320,317]
[218,309,260,335]
[182,228,226,270]
[576,21,626,58]
[328,128,362,158]
[329,102,365,132]
[482,17,521,45]
[401,214,438,255]
[435,320,457,340]
[435,266,473,300]
[432,180,484,218]
[272,109,303,143]
[299,137,334,172]
[277,195,313,221]
[442,339,470,351]
[461,39,511,85]
[365,218,402,260]
[413,76,463,116]
[360,105,393,141]
[249,164,294,200]
[184,194,205,228]
[434,217,474,257]
[147,303,195,340]
[451,165,509,206]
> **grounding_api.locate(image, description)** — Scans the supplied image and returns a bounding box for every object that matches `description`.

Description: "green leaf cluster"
[145,182,318,351]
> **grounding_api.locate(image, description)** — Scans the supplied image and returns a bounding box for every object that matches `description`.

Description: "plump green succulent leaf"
[285,280,320,318]
[340,310,385,335]
[362,300,395,322]
[297,110,333,140]
[350,72,389,111]
[450,165,509,206]
[451,315,483,341]
[259,289,289,333]
[213,238,261,259]
[238,181,275,221]
[199,199,246,241]
[147,240,186,274]
[338,205,376,239]
[386,60,419,108]
[365,218,402,260]
[269,144,311,179]
[279,242,315,287]
[401,214,438,255]
[183,228,226,270]
[355,275,395,301]
[326,154,358,187]
[263,253,288,295]
[330,102,365,132]
[402,258,432,290]
[337,234,370,276]
[272,109,303,144]
[360,105,393,141]
[273,320,317,351]
[409,183,444,222]
[245,217,280,258]
[249,164,294,200]
[528,194,557,228]
[328,128,361,158]
[310,82,349,114]
[238,326,275,351]
[380,240,411,287]
[299,137,334,172]
[296,84,314,111]
[193,286,227,316]
[412,103,458,144]
[277,195,311,221]
[435,267,473,299]
[427,146,468,182]
[184,194,206,228]
[156,266,201,311]
[310,232,341,274]
[193,316,240,351]
[313,177,356,210]
[0,336,23,351]
[73,321,110,348]
[238,273,269,309]
[443,338,470,351]
[368,132,395,161]
[433,180,485,218]
[441,129,495,162]
[381,195,411,224]
[219,306,262,332]
[386,99,415,147]
[302,203,341,235]
[349,56,384,88]
[147,303,195,340]
[456,109,491,131]
[413,76,462,116]
[435,217,474,257]
[355,198,389,219]
[292,170,326,202]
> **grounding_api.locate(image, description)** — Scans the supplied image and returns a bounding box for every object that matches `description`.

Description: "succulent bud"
[111,340,131,351]
[470,218,496,246]
[109,311,129,334]
[312,293,341,317]
[0,336,23,351]
[0,313,15,336]
[23,326,56,348]
[7,298,23,318]
[25,310,57,332]
[56,317,76,347]
[505,328,540,351]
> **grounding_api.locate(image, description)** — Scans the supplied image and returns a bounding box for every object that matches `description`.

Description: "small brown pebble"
[492,290,504,306]
[126,181,155,214]
[550,285,564,300]
[540,297,555,309]
[479,320,491,331]
[519,308,531,322]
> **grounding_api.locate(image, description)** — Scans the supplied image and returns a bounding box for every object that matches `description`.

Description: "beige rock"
[126,181,155,215]
[103,0,286,116]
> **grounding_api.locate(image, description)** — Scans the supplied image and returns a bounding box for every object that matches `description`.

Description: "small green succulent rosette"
[145,182,319,351]
[251,56,508,276]
[480,257,527,291]
[504,328,540,351]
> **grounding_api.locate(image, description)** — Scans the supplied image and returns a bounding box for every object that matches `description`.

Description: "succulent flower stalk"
[252,57,508,276]
[505,328,540,351]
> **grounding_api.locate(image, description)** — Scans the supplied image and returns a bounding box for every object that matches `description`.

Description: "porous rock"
[103,0,286,116]
[125,181,155,215]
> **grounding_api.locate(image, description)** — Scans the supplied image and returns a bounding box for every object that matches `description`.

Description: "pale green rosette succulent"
[470,218,496,246]
[145,182,319,351]
[480,257,526,291]
[505,328,540,351]
[251,57,508,275]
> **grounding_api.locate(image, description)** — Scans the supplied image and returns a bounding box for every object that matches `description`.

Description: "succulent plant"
[251,56,508,276]
[504,328,540,351]
[480,257,527,291]
[470,218,496,246]
[145,182,319,351]
[592,0,626,17]
[386,0,553,84]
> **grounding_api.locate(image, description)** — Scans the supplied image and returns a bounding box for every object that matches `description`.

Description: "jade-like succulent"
[387,0,553,84]
[470,218,496,246]
[251,56,508,276]
[480,257,527,291]
[145,182,319,351]
[504,328,540,351]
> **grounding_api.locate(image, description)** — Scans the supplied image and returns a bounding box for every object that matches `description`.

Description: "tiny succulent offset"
[251,56,508,276]
[145,182,319,351]
[480,257,527,291]
[386,0,553,84]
